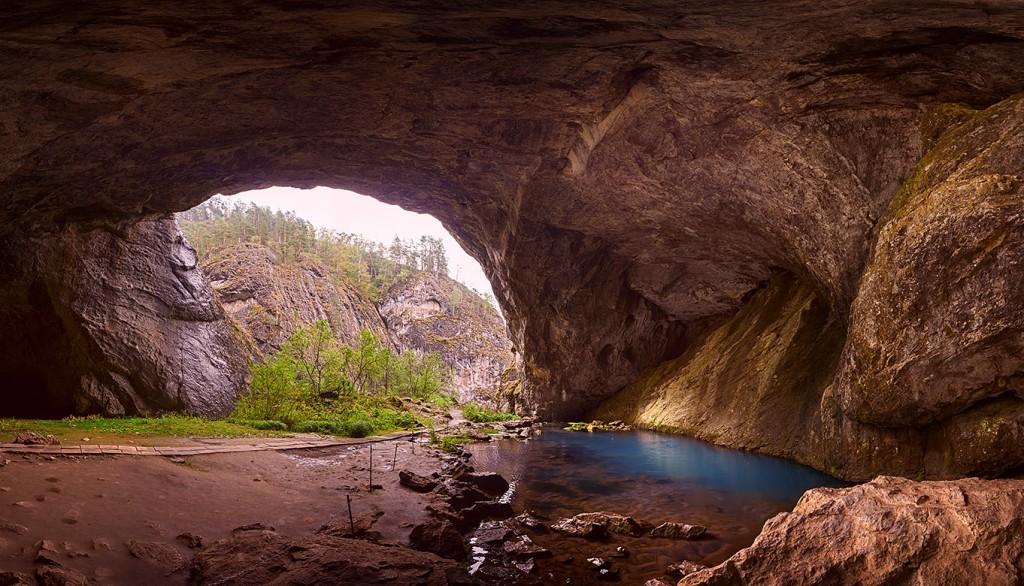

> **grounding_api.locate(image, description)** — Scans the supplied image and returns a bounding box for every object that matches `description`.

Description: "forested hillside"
[177,197,514,406]
[179,196,452,302]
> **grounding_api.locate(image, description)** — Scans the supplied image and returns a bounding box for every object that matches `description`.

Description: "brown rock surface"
[193,529,472,585]
[680,476,1024,586]
[0,218,246,417]
[408,519,467,560]
[201,242,387,357]
[380,272,514,405]
[13,432,60,446]
[553,512,645,537]
[4,1,1024,423]
[598,94,1024,481]
[399,469,439,493]
[650,522,706,540]
[835,97,1024,428]
[34,567,89,586]
[124,540,186,576]
[2,2,1024,483]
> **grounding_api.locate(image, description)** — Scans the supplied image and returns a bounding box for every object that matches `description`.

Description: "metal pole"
[392,443,399,471]
[347,494,354,535]
[369,444,373,489]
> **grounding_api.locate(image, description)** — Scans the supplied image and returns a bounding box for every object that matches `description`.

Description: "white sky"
[223,186,495,298]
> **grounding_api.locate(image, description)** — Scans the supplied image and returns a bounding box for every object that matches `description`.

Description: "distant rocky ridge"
[379,272,514,405]
[200,242,514,406]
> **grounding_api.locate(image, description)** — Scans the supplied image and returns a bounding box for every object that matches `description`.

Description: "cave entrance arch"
[178,185,514,410]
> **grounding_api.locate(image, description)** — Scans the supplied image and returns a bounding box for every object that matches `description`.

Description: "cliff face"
[1,2,1024,480]
[0,219,246,417]
[201,243,388,357]
[199,243,513,404]
[380,272,514,405]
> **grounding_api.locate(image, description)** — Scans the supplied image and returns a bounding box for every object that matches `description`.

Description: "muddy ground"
[0,436,448,584]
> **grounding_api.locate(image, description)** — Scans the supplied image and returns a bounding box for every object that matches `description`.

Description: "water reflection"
[468,427,849,582]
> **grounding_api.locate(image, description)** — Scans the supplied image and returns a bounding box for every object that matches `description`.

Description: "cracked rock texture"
[201,242,389,356]
[681,476,1024,586]
[1,1,1024,480]
[202,243,513,404]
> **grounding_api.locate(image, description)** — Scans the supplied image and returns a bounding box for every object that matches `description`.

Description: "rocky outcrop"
[0,218,245,417]
[835,98,1024,428]
[201,243,387,357]
[681,476,1024,586]
[380,272,513,404]
[198,244,513,402]
[598,96,1024,481]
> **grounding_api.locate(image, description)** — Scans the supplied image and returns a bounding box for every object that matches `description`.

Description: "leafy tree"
[233,354,299,422]
[283,320,345,398]
[342,329,388,395]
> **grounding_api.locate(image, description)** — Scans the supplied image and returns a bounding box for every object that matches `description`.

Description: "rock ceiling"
[1,1,1023,423]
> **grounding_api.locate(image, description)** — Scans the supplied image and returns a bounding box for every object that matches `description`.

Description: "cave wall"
[0,219,246,417]
[598,95,1024,481]
[1,1,1024,475]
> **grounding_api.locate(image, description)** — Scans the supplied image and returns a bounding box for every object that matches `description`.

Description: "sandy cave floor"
[0,438,447,584]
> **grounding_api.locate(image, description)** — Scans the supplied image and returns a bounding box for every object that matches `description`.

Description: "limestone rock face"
[200,243,514,402]
[3,1,1024,484]
[4,2,1024,424]
[0,218,245,417]
[836,98,1024,427]
[598,96,1024,481]
[681,476,1024,586]
[201,243,387,357]
[380,272,513,405]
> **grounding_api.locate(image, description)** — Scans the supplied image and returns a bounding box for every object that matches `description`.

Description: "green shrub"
[235,419,288,431]
[427,391,457,409]
[439,434,472,454]
[369,408,419,430]
[293,420,342,435]
[292,418,377,438]
[462,403,519,423]
[341,418,375,438]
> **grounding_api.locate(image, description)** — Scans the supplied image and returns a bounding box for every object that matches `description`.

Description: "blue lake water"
[468,427,849,583]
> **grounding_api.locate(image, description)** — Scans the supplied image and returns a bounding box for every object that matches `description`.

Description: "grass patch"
[462,402,519,423]
[231,419,289,431]
[292,417,376,438]
[435,434,473,454]
[0,414,292,443]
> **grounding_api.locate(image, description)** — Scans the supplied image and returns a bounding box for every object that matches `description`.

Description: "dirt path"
[0,436,451,584]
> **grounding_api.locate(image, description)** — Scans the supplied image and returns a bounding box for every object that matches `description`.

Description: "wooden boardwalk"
[0,429,426,457]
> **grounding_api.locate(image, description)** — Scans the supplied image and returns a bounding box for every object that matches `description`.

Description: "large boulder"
[681,476,1024,586]
[836,98,1024,429]
[552,512,645,538]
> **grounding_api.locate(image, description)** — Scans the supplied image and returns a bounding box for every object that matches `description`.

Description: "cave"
[3,1,1024,483]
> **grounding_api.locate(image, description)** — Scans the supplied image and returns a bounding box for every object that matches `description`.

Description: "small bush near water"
[462,402,519,423]
[292,417,376,438]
